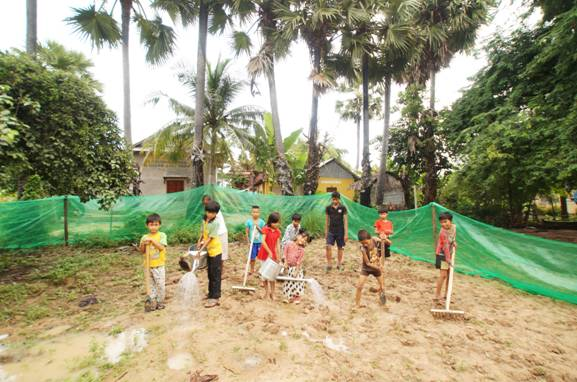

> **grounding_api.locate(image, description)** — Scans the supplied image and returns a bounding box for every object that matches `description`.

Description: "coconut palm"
[147,59,261,183]
[335,84,382,171]
[26,0,37,55]
[66,1,183,145]
[277,0,345,195]
[231,0,296,195]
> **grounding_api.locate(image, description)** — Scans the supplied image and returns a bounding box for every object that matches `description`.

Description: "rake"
[232,226,257,292]
[430,247,464,319]
[144,244,155,312]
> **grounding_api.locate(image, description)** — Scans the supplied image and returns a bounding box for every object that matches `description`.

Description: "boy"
[325,192,348,272]
[139,213,168,312]
[197,201,223,308]
[202,195,229,277]
[281,213,302,250]
[245,205,265,275]
[434,212,457,305]
[374,207,393,261]
[355,230,386,307]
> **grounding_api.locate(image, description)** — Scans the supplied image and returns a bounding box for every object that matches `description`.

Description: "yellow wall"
[316,177,355,200]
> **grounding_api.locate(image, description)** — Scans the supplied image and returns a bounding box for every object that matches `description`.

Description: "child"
[434,212,457,305]
[355,230,386,307]
[202,195,229,277]
[197,201,223,308]
[374,207,393,261]
[282,230,310,304]
[139,213,168,312]
[257,212,282,300]
[245,205,265,275]
[281,213,302,250]
[325,191,348,272]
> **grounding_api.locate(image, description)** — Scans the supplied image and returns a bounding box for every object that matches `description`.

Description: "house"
[351,173,406,209]
[133,140,193,195]
[316,158,359,200]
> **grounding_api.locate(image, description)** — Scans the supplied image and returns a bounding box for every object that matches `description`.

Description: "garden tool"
[430,247,465,319]
[144,243,154,312]
[232,226,257,292]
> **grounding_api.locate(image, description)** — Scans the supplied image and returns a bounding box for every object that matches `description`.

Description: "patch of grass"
[0,283,29,303]
[25,305,50,322]
[70,340,105,371]
[109,326,123,336]
[279,340,288,352]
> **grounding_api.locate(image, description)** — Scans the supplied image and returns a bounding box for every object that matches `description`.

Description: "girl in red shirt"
[258,212,282,300]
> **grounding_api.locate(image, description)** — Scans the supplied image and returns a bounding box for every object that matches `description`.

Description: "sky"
[0,1,535,169]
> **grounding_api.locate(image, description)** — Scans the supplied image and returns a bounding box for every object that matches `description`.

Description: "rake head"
[232,285,256,293]
[430,308,465,320]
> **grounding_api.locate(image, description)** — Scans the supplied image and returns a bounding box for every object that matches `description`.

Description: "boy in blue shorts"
[245,205,265,275]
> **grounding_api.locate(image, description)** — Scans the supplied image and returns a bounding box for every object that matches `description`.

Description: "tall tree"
[335,84,381,171]
[26,0,37,55]
[147,59,261,182]
[277,0,343,195]
[67,1,181,145]
[232,0,296,195]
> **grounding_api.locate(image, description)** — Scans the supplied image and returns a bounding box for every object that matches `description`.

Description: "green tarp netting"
[1,185,576,304]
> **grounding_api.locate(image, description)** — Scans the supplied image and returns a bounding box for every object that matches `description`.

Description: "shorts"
[361,265,382,277]
[435,255,449,270]
[219,233,229,261]
[250,243,262,260]
[384,244,391,258]
[326,231,345,248]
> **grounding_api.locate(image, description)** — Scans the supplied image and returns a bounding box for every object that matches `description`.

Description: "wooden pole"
[63,196,69,246]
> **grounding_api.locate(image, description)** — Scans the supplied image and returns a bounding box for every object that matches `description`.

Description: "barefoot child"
[325,192,348,272]
[245,206,265,275]
[374,207,393,262]
[281,213,302,251]
[139,213,168,312]
[355,230,386,307]
[197,201,223,308]
[282,230,310,304]
[434,212,457,305]
[257,212,282,300]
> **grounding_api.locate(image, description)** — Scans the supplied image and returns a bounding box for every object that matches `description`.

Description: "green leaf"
[66,5,121,49]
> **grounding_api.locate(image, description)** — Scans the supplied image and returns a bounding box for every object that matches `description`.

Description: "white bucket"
[259,257,282,281]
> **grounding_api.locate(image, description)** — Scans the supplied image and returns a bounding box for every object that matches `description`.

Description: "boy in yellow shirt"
[197,201,223,308]
[139,213,168,312]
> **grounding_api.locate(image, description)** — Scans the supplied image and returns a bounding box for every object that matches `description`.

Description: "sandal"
[204,299,220,308]
[379,292,386,305]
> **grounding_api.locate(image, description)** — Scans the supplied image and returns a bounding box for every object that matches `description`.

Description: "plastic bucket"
[259,257,282,281]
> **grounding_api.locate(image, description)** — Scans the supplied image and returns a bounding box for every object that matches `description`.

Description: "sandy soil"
[1,240,577,382]
[512,228,577,244]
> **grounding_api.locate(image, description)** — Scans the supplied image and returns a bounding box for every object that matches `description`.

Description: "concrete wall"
[135,152,192,195]
[316,177,356,200]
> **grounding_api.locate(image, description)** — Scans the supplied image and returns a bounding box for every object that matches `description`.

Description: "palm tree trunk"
[376,74,392,206]
[192,0,208,187]
[360,52,372,206]
[429,69,436,111]
[208,127,216,184]
[424,69,438,203]
[355,118,360,171]
[560,195,569,220]
[303,46,321,196]
[26,0,37,56]
[120,0,132,145]
[266,60,294,195]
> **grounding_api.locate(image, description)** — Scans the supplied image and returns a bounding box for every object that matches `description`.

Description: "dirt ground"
[512,228,577,244]
[1,239,577,382]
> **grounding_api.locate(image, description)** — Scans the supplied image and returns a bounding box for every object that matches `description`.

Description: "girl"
[257,212,282,300]
[282,230,310,304]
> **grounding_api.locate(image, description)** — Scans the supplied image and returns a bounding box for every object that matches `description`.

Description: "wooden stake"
[431,204,437,250]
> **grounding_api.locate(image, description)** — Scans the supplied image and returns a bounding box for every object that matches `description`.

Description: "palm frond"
[135,15,177,65]
[150,0,197,26]
[66,5,121,49]
[231,30,252,57]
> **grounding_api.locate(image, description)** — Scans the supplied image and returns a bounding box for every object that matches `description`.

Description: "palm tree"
[26,0,37,55]
[335,84,382,171]
[67,1,182,145]
[147,59,261,183]
[277,0,344,195]
[231,0,296,195]
[406,0,493,202]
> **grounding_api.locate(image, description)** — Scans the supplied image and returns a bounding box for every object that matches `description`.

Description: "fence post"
[63,195,69,246]
[431,203,437,250]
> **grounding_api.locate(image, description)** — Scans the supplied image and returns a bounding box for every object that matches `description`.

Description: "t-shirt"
[140,232,168,268]
[281,223,301,248]
[360,238,382,269]
[326,204,348,233]
[375,219,393,236]
[203,218,223,257]
[216,211,227,235]
[257,226,282,261]
[436,225,456,262]
[245,218,266,244]
[283,241,305,267]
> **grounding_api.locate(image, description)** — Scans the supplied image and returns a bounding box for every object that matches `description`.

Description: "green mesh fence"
[1,185,576,304]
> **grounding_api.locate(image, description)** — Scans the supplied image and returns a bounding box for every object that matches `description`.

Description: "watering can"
[179,245,207,272]
[259,257,282,281]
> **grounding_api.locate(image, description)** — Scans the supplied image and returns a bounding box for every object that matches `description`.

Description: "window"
[166,179,185,193]
[326,187,338,193]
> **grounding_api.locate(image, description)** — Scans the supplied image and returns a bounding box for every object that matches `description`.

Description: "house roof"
[319,158,360,180]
